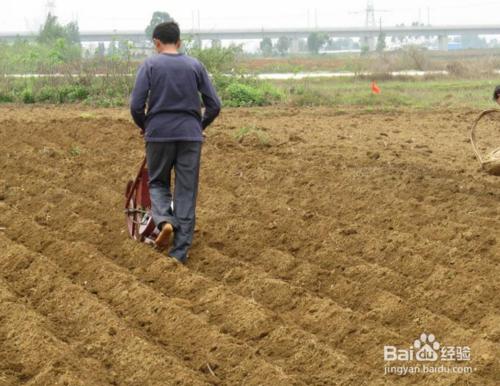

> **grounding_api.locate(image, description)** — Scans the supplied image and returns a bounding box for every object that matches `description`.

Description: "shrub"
[84,95,125,108]
[224,82,265,107]
[223,81,283,107]
[290,88,329,106]
[212,73,234,92]
[188,45,242,74]
[403,46,428,71]
[56,84,89,103]
[21,88,35,104]
[37,86,59,102]
[446,61,471,77]
[68,146,81,156]
[289,82,330,106]
[234,125,270,145]
[33,84,90,103]
[0,91,14,103]
[258,82,285,102]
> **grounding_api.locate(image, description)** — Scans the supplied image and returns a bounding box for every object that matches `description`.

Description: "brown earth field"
[0,105,499,386]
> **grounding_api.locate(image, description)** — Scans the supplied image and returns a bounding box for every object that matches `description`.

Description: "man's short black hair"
[152,21,180,44]
[493,85,500,101]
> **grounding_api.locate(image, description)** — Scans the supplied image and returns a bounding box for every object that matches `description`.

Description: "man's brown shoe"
[155,223,173,250]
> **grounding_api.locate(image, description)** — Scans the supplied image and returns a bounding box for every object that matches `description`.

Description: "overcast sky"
[1,0,500,32]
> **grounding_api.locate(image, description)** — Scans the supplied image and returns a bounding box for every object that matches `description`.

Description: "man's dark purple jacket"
[130,52,221,142]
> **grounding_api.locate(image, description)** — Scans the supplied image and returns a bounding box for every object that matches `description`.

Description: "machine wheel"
[124,157,157,243]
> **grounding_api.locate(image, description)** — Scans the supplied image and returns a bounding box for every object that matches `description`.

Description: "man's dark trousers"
[146,141,202,263]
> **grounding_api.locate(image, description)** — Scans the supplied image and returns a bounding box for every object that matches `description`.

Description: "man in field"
[130,21,221,264]
[493,86,500,105]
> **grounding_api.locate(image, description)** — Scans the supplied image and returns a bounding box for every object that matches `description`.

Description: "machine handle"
[124,156,147,208]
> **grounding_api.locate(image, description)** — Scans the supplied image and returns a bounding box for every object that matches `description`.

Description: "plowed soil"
[0,105,499,386]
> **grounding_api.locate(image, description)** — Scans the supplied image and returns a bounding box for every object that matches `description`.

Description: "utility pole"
[348,1,389,51]
[365,0,376,28]
[365,0,376,51]
[45,0,56,16]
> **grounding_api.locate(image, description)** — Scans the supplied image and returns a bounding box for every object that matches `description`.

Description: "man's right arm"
[130,62,151,131]
[197,63,221,129]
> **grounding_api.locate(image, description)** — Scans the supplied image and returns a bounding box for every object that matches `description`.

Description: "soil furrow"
[0,234,212,386]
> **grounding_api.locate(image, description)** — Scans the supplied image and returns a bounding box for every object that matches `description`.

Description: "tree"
[118,40,133,59]
[461,34,487,49]
[38,14,81,46]
[276,36,290,56]
[38,13,67,44]
[108,40,120,57]
[95,42,105,58]
[376,31,386,52]
[145,11,174,38]
[404,45,428,70]
[187,44,242,74]
[37,13,81,62]
[260,37,273,56]
[65,21,80,44]
[191,37,202,50]
[47,38,81,64]
[298,39,308,52]
[307,32,329,54]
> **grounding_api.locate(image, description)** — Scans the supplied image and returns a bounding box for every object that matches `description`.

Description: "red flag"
[371,81,381,94]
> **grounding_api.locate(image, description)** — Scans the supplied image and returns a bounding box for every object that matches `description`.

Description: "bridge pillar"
[368,36,376,51]
[211,39,222,49]
[438,35,449,51]
[192,34,202,49]
[361,36,376,51]
[290,37,300,53]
